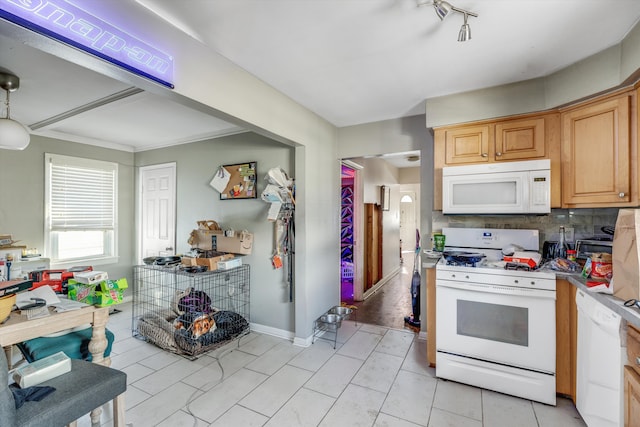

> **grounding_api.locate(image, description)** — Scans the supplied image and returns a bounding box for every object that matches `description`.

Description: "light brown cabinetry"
[556,279,578,402]
[626,325,640,427]
[560,90,637,207]
[434,113,561,210]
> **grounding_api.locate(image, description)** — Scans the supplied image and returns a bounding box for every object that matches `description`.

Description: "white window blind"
[45,153,118,264]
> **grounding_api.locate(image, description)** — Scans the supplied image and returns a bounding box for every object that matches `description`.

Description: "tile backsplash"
[432,208,620,249]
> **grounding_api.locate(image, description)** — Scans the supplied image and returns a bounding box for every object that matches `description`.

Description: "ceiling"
[2,0,640,162]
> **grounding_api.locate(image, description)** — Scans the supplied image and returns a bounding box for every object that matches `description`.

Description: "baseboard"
[250,322,295,341]
[418,331,427,341]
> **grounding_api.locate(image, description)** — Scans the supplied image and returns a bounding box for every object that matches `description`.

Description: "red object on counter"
[29,266,93,293]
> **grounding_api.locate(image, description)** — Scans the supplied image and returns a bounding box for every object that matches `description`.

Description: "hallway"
[349,263,418,332]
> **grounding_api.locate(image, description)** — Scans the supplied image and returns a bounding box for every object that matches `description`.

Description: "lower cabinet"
[556,278,577,401]
[625,366,640,427]
[626,325,640,427]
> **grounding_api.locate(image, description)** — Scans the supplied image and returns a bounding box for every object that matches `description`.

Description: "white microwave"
[442,159,551,214]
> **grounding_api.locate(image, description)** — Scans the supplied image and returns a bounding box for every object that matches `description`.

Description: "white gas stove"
[435,227,557,405]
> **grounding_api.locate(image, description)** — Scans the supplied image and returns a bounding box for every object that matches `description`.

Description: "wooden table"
[0,305,110,424]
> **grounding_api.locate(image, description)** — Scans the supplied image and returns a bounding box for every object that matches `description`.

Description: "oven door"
[436,279,556,373]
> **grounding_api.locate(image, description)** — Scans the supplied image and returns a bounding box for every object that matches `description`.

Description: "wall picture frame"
[381,185,390,211]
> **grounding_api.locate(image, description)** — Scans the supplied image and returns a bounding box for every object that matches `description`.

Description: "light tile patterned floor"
[76,302,586,427]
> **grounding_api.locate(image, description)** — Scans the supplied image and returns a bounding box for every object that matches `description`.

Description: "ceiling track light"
[0,71,30,150]
[417,0,478,42]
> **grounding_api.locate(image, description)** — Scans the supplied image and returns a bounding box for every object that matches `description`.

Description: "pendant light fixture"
[418,0,478,42]
[0,71,30,150]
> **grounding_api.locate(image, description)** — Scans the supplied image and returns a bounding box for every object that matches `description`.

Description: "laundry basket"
[341,261,354,280]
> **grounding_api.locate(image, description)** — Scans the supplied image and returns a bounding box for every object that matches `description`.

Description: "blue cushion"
[17,327,114,363]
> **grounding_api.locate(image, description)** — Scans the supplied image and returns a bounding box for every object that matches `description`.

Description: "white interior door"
[140,163,176,260]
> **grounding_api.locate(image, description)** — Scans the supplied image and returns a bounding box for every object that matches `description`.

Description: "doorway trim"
[342,159,364,301]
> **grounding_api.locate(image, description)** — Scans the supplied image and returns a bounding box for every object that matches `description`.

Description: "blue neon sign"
[0,0,174,88]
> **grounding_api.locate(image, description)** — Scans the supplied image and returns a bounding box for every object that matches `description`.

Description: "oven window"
[457,300,529,346]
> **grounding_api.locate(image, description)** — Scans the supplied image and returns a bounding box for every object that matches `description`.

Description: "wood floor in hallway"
[349,263,420,332]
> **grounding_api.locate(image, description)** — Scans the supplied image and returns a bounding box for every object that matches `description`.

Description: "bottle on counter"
[555,226,569,259]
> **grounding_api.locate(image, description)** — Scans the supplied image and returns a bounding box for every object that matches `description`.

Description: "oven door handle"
[436,280,556,300]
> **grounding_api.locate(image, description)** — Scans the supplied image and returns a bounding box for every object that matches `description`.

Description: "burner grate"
[446,260,480,267]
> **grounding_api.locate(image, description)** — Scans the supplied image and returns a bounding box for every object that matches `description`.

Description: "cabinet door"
[561,95,632,206]
[444,125,491,164]
[625,366,640,427]
[495,118,545,161]
[556,279,577,401]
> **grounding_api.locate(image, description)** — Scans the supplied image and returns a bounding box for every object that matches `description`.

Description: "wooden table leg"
[88,308,109,425]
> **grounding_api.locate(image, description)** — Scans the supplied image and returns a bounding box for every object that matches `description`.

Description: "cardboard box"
[503,251,542,269]
[181,257,198,266]
[190,229,253,255]
[73,270,108,285]
[217,258,243,270]
[195,253,235,270]
[95,278,128,307]
[67,279,96,304]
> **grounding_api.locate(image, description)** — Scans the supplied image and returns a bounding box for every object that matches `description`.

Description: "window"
[45,154,118,266]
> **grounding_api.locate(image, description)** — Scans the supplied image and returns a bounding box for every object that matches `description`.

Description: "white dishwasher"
[576,289,625,427]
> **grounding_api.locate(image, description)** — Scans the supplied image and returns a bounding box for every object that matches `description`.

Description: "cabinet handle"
[619,192,626,198]
[481,153,488,157]
[636,357,640,365]
[496,152,502,156]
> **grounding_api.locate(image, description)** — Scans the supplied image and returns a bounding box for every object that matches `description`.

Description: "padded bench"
[17,327,115,363]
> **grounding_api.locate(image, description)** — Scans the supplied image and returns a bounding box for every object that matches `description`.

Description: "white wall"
[135,133,296,332]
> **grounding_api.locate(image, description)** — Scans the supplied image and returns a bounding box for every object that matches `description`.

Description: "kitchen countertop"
[559,272,640,330]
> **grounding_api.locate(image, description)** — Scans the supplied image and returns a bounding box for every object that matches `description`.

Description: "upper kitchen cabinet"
[433,113,561,210]
[560,89,637,208]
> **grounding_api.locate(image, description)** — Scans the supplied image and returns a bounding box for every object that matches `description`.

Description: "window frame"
[44,153,118,268]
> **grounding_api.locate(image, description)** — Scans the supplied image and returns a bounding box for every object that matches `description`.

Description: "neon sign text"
[0,0,174,88]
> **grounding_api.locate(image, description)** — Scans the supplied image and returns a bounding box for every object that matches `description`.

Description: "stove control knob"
[465,275,469,279]
[531,281,535,285]
[514,279,519,284]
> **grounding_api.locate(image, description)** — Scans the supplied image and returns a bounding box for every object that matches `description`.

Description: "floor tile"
[239,364,313,417]
[401,340,434,378]
[133,357,202,395]
[318,383,387,427]
[126,381,200,426]
[381,369,437,426]
[427,407,483,427]
[239,333,286,356]
[218,347,258,378]
[138,348,183,370]
[156,409,209,427]
[188,368,269,423]
[375,329,415,358]
[337,330,382,360]
[125,384,151,409]
[264,387,335,427]
[288,339,336,372]
[481,389,538,427]
[209,405,269,426]
[432,380,482,421]
[375,412,425,427]
[352,351,404,393]
[121,362,154,385]
[304,353,364,397]
[109,341,163,370]
[360,323,389,335]
[336,319,360,342]
[244,340,303,375]
[181,362,224,391]
[533,397,586,427]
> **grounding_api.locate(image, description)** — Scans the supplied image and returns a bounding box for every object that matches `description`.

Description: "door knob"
[496,152,502,156]
[619,192,626,198]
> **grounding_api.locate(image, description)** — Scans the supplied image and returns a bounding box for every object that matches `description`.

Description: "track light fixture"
[0,71,30,150]
[418,0,478,42]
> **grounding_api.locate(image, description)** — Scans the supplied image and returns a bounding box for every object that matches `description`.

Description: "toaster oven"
[575,239,613,260]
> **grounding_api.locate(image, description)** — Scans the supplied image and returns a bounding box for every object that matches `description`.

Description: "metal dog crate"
[132,264,250,357]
